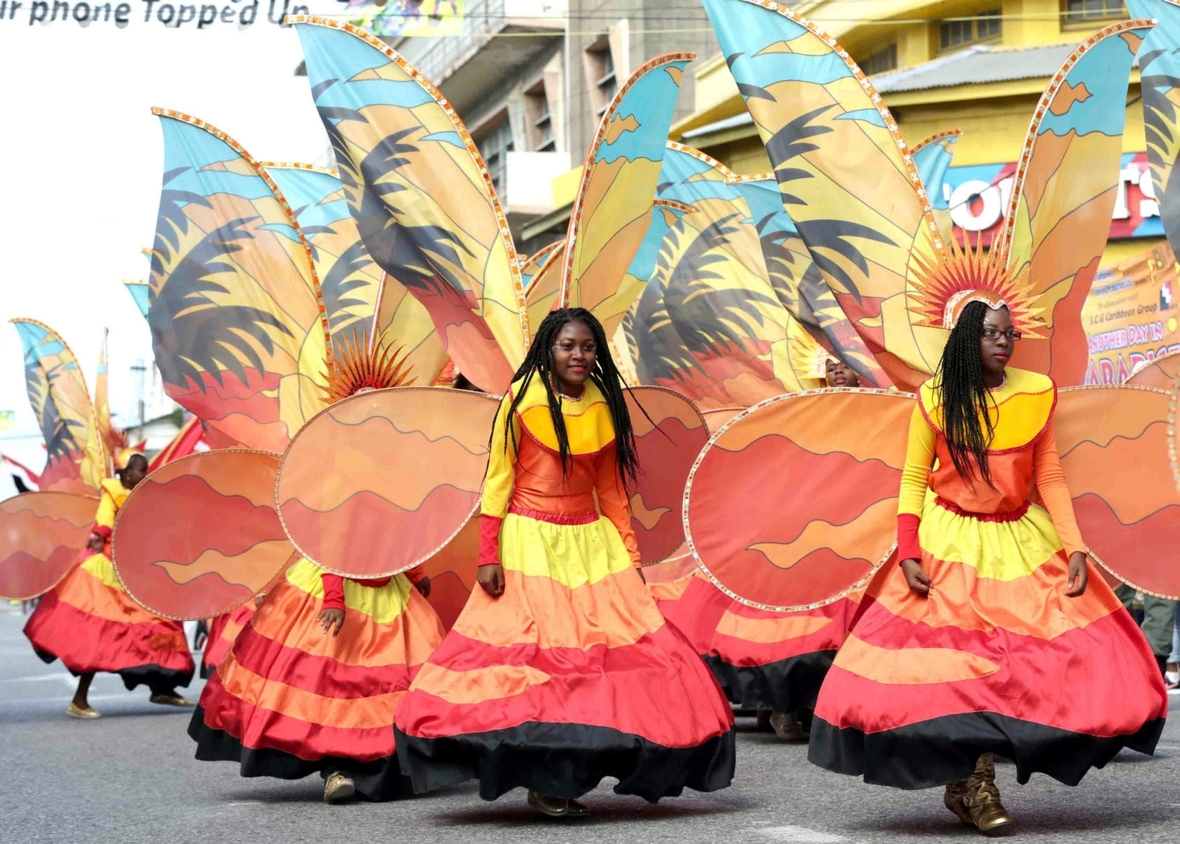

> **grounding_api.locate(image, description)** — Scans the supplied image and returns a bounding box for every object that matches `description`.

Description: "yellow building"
[667,0,1162,266]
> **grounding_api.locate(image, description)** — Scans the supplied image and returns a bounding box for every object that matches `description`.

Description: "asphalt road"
[2,603,1178,844]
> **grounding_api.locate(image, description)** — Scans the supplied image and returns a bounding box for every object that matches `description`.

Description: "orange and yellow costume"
[809,369,1168,788]
[24,477,195,692]
[395,376,735,801]
[189,558,443,800]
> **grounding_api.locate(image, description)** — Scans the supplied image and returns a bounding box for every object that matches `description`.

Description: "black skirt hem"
[704,649,834,713]
[187,704,411,801]
[35,648,193,694]
[395,721,736,802]
[808,711,1167,790]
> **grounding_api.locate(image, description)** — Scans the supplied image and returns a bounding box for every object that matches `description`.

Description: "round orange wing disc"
[685,390,913,612]
[1057,385,1180,599]
[642,542,698,585]
[626,386,710,565]
[702,407,743,434]
[277,387,500,578]
[1128,350,1180,390]
[112,450,292,620]
[0,491,98,600]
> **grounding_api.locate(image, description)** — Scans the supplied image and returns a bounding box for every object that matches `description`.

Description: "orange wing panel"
[112,450,293,620]
[685,390,913,611]
[419,516,478,631]
[0,492,98,600]
[1128,350,1180,389]
[1057,385,1180,598]
[277,386,500,578]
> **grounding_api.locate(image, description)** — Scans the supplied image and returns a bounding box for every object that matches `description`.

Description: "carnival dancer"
[24,450,195,719]
[189,555,442,803]
[395,308,735,817]
[809,302,1168,834]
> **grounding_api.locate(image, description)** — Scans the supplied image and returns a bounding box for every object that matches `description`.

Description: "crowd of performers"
[6,0,1180,837]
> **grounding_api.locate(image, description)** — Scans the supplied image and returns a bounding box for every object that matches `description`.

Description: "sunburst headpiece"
[113,447,144,472]
[908,235,1043,334]
[323,331,414,404]
[789,326,836,381]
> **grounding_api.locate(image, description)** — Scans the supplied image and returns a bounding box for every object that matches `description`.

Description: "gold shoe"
[323,772,356,804]
[527,790,590,818]
[943,779,972,826]
[965,780,1013,836]
[149,692,195,707]
[66,702,102,720]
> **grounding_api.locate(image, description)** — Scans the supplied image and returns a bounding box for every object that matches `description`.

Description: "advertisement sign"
[945,152,1163,246]
[346,0,462,36]
[1083,241,1180,384]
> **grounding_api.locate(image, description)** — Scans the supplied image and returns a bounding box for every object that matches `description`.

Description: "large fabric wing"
[995,22,1151,386]
[263,163,446,385]
[731,175,891,388]
[276,387,500,578]
[1128,350,1180,388]
[520,242,562,290]
[0,491,98,600]
[1127,0,1180,253]
[150,110,330,453]
[685,390,912,610]
[124,281,151,318]
[559,53,695,334]
[11,319,103,493]
[911,129,961,242]
[701,0,944,390]
[293,18,527,393]
[524,242,566,335]
[1055,385,1180,598]
[112,450,293,619]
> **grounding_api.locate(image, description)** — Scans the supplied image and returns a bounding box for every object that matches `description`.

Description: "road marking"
[0,673,76,686]
[759,826,846,843]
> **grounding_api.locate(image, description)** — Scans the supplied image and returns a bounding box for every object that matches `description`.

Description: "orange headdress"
[113,448,144,472]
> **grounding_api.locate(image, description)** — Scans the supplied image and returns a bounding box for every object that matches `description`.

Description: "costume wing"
[559,54,695,334]
[0,491,98,600]
[263,163,447,385]
[293,18,527,393]
[524,242,567,334]
[1128,350,1180,388]
[911,129,962,242]
[124,281,151,318]
[520,242,562,290]
[276,386,500,578]
[995,22,1152,385]
[701,0,944,390]
[685,390,912,611]
[11,319,103,493]
[1056,384,1180,599]
[112,450,293,620]
[149,110,330,452]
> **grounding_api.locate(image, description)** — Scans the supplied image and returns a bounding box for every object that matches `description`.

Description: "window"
[939,9,1002,50]
[1063,0,1126,22]
[476,119,514,198]
[584,38,618,118]
[596,49,617,116]
[525,83,556,152]
[862,43,898,76]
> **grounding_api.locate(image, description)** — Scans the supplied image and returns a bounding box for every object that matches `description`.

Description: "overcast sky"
[0,7,343,495]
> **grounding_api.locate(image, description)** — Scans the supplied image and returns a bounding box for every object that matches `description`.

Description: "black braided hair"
[935,300,997,487]
[501,308,641,487]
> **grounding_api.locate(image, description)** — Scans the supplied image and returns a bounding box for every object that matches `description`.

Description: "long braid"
[936,300,996,487]
[499,308,641,488]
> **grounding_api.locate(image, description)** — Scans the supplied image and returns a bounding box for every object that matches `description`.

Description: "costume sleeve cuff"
[897,513,921,563]
[479,514,504,567]
[92,525,112,540]
[404,566,427,586]
[320,573,346,610]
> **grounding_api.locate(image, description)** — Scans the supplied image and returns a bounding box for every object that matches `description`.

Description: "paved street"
[2,603,1178,844]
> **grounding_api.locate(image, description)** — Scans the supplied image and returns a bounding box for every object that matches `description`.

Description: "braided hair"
[935,300,998,487]
[501,308,641,487]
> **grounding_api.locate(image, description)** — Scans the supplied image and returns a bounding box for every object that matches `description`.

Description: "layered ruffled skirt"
[809,497,1168,789]
[652,570,858,714]
[189,559,445,800]
[395,513,736,802]
[201,603,257,679]
[24,553,194,692]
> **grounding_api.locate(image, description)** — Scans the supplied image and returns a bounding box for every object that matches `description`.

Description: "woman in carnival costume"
[24,448,195,718]
[188,345,447,805]
[809,294,1167,833]
[395,308,736,818]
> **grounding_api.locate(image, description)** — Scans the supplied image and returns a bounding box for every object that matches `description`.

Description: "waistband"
[508,504,599,526]
[935,496,1030,523]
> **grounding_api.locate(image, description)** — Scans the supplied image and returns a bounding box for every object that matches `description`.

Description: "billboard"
[347,0,463,37]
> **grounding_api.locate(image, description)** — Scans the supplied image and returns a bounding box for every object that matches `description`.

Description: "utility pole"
[130,359,147,437]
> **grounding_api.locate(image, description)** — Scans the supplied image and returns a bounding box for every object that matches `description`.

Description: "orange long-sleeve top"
[896,368,1086,561]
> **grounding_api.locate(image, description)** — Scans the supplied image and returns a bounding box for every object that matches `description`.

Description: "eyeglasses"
[981,328,1022,341]
[553,343,598,354]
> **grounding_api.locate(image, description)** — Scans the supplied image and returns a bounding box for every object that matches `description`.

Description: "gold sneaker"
[66,702,102,720]
[965,779,1013,836]
[527,790,590,818]
[149,692,195,707]
[323,772,356,804]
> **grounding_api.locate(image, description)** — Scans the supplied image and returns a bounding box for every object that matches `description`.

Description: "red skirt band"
[934,497,1030,523]
[507,504,599,526]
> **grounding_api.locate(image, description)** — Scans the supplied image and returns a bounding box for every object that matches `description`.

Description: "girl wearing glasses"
[395,308,735,818]
[809,301,1166,836]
